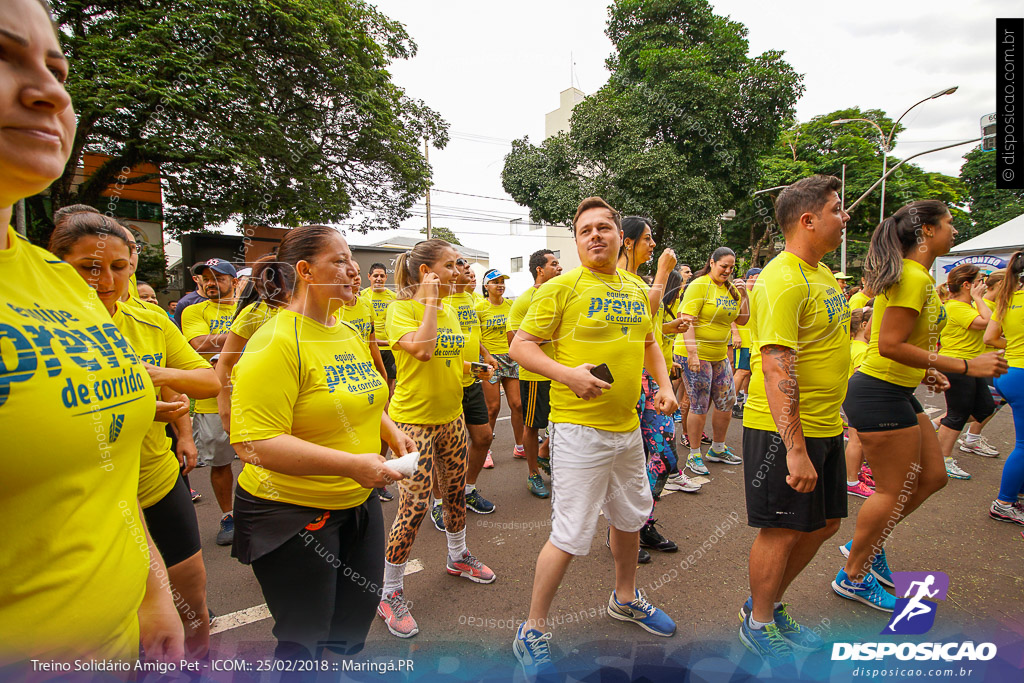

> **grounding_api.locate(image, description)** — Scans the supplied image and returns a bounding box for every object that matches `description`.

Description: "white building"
[545,87,586,140]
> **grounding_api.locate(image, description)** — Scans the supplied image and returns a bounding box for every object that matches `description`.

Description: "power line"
[433,188,522,203]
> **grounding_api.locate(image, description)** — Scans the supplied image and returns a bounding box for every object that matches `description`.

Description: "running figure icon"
[884,571,949,635]
[887,575,939,632]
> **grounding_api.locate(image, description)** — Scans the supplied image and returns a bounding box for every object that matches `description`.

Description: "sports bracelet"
[963,359,969,374]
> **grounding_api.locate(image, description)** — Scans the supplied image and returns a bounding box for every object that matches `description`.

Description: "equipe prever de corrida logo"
[832,572,998,662]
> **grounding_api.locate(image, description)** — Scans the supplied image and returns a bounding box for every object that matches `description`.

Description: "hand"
[665,317,689,334]
[970,279,987,300]
[473,365,494,382]
[654,385,678,416]
[965,351,1009,378]
[142,362,173,387]
[138,597,185,663]
[657,248,677,273]
[732,333,742,348]
[671,361,682,378]
[350,453,405,488]
[155,394,189,423]
[565,364,611,400]
[733,277,747,292]
[418,272,441,303]
[785,448,817,493]
[386,430,418,459]
[687,356,701,373]
[923,368,951,393]
[177,438,199,475]
[218,399,232,433]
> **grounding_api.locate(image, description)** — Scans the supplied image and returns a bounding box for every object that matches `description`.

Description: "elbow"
[412,348,433,362]
[877,339,899,360]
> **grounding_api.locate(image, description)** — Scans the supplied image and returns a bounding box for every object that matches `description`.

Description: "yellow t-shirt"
[0,227,152,662]
[230,310,385,508]
[676,275,741,362]
[519,266,652,432]
[848,290,870,310]
[181,299,236,413]
[939,299,985,360]
[362,288,397,350]
[850,339,868,377]
[445,291,483,388]
[476,298,513,355]
[339,296,374,344]
[860,259,947,388]
[113,301,211,508]
[509,285,556,383]
[386,299,466,424]
[229,301,280,343]
[995,291,1024,369]
[659,301,680,373]
[743,251,851,438]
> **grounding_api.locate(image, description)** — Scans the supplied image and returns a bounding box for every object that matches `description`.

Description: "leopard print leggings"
[385,418,469,564]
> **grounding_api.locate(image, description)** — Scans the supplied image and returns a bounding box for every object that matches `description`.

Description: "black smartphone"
[590,362,614,384]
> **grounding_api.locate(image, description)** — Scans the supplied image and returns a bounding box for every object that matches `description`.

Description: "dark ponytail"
[996,251,1024,319]
[619,216,651,271]
[258,225,341,300]
[232,253,289,320]
[394,239,452,299]
[689,246,739,301]
[48,209,131,259]
[864,200,949,295]
[663,269,683,312]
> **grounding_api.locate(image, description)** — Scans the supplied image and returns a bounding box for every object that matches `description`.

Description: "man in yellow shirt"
[510,197,678,678]
[363,262,399,395]
[739,175,851,662]
[182,258,239,546]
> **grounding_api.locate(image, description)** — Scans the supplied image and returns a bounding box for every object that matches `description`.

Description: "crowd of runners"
[3,0,1024,678]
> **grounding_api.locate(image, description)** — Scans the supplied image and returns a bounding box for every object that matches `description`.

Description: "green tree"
[419,226,462,245]
[37,0,447,245]
[501,0,803,266]
[724,108,965,273]
[959,147,1024,240]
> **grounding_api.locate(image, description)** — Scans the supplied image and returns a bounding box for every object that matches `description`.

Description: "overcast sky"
[347,0,1002,252]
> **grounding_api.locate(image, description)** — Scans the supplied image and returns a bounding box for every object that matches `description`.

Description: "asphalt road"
[190,389,1023,680]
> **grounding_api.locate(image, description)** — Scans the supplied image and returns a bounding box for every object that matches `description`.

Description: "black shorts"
[462,381,489,426]
[940,372,995,431]
[742,427,847,532]
[520,380,551,430]
[843,372,924,432]
[379,350,397,381]
[143,475,202,567]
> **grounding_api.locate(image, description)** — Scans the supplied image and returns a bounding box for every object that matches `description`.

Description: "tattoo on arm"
[762,344,802,451]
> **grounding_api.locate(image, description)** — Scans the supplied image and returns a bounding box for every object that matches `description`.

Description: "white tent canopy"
[934,211,1024,282]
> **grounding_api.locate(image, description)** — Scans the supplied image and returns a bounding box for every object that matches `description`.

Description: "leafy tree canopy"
[420,226,461,245]
[959,146,1024,240]
[41,0,448,243]
[501,0,803,266]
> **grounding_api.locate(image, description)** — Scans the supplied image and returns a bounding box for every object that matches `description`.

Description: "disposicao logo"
[832,571,997,662]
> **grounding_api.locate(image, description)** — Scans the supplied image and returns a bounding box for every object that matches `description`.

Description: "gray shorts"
[192,413,235,467]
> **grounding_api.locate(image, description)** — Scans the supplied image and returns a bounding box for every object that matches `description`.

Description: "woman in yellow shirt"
[676,246,749,475]
[381,239,496,639]
[958,269,1010,454]
[984,252,1024,525]
[836,201,1007,612]
[477,269,525,457]
[229,225,410,661]
[0,0,183,665]
[935,264,995,479]
[49,211,221,657]
[845,307,874,499]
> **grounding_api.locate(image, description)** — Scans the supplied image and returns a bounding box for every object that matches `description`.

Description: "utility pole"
[840,164,847,273]
[424,138,432,240]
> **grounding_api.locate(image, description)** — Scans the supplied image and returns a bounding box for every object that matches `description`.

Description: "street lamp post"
[832,86,958,221]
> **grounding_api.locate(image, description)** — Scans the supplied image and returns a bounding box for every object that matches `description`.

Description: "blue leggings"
[994,368,1024,503]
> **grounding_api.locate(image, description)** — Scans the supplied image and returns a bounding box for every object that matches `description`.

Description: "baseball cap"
[833,271,852,280]
[483,269,508,284]
[192,258,238,277]
[745,267,762,278]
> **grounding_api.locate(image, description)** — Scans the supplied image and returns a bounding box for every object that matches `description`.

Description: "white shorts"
[548,422,653,556]
[192,413,235,467]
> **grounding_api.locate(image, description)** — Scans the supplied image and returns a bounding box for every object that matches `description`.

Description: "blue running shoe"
[705,445,741,464]
[216,513,234,546]
[840,541,894,588]
[686,452,710,476]
[513,622,556,679]
[607,590,676,637]
[738,613,793,662]
[832,568,895,612]
[738,598,824,652]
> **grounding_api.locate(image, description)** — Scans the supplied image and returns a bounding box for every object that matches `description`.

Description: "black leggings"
[250,496,384,662]
[940,371,995,432]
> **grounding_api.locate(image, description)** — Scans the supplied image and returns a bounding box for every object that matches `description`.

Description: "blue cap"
[192,258,238,277]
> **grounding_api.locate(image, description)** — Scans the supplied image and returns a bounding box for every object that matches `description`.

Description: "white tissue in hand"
[390,451,420,478]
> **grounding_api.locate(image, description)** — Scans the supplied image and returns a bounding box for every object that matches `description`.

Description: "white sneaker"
[959,437,998,457]
[944,457,971,480]
[989,500,1024,526]
[665,472,701,493]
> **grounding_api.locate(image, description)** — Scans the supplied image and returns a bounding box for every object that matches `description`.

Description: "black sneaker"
[216,513,234,546]
[376,487,393,502]
[731,403,744,419]
[605,528,653,564]
[701,432,713,445]
[639,520,678,552]
[466,489,496,514]
[431,504,445,531]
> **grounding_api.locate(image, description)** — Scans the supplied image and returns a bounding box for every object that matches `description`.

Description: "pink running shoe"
[859,465,875,489]
[483,452,494,469]
[847,480,874,499]
[513,445,526,459]
[446,551,496,584]
[378,589,419,638]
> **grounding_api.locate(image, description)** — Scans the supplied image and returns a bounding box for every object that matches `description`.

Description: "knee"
[821,519,842,539]
[921,472,948,496]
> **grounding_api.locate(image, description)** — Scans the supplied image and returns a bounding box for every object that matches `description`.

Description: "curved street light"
[831,86,958,221]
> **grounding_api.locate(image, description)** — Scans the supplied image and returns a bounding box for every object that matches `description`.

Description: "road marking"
[210,560,423,634]
[496,416,511,422]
